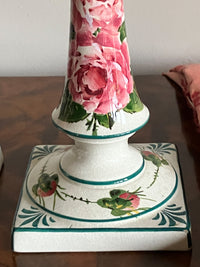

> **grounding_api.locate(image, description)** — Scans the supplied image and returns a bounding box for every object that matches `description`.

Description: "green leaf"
[58,83,89,123]
[166,216,177,227]
[49,217,56,223]
[93,27,101,37]
[18,214,36,219]
[63,102,89,123]
[32,215,43,228]
[124,89,143,113]
[42,215,49,226]
[19,216,39,227]
[111,209,128,217]
[95,113,114,129]
[32,184,39,196]
[97,198,115,209]
[143,153,162,168]
[118,21,127,43]
[21,208,38,215]
[114,198,131,209]
[152,213,160,220]
[158,213,167,226]
[92,118,98,136]
[161,159,169,165]
[152,158,162,168]
[110,189,126,199]
[142,154,156,161]
[50,174,59,184]
[86,118,94,131]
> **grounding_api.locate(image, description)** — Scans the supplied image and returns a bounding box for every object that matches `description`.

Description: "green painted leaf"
[161,159,169,165]
[92,120,98,136]
[32,184,39,196]
[18,214,36,219]
[97,198,115,209]
[19,215,39,227]
[49,217,56,223]
[142,154,162,167]
[59,83,89,123]
[93,27,101,37]
[110,189,126,199]
[152,213,160,220]
[114,198,131,209]
[167,216,177,227]
[152,158,162,168]
[165,207,186,215]
[111,209,128,216]
[124,90,143,113]
[86,118,94,131]
[32,214,43,228]
[21,208,38,215]
[167,204,177,208]
[143,154,156,161]
[95,113,114,130]
[158,213,167,226]
[30,206,39,210]
[42,215,49,226]
[170,215,187,225]
[118,21,127,43]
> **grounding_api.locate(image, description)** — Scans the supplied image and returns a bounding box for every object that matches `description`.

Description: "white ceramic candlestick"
[12,0,191,252]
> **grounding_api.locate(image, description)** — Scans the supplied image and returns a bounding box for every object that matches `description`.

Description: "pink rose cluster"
[67,0,133,114]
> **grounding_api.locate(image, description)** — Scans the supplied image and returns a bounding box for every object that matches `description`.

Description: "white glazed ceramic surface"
[12,144,191,252]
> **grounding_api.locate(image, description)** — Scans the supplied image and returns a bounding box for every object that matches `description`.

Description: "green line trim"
[59,159,145,186]
[13,226,190,233]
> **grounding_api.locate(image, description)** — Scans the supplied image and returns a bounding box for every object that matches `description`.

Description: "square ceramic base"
[12,143,191,252]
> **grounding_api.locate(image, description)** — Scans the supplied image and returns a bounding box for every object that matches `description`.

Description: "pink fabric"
[164,64,200,127]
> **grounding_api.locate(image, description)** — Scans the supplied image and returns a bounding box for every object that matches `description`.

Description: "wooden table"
[0,76,199,267]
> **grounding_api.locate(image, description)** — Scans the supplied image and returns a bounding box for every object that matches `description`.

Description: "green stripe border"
[59,158,145,186]
[13,226,189,233]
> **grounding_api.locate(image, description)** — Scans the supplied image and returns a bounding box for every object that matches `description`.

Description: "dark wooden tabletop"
[0,75,199,267]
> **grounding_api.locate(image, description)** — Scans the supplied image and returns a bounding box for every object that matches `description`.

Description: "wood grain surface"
[0,76,199,267]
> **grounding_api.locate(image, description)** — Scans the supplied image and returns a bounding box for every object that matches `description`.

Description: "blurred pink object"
[164,64,200,127]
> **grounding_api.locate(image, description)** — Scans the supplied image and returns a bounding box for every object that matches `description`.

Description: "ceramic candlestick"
[12,0,191,252]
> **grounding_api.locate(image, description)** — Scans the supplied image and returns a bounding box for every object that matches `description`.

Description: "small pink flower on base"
[37,181,57,198]
[119,192,140,210]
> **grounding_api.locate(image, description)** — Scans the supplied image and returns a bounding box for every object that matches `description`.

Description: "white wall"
[0,0,200,76]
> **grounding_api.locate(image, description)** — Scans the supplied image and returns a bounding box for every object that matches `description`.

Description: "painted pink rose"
[119,192,140,210]
[73,0,124,32]
[68,43,133,114]
[72,0,124,48]
[76,25,121,49]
